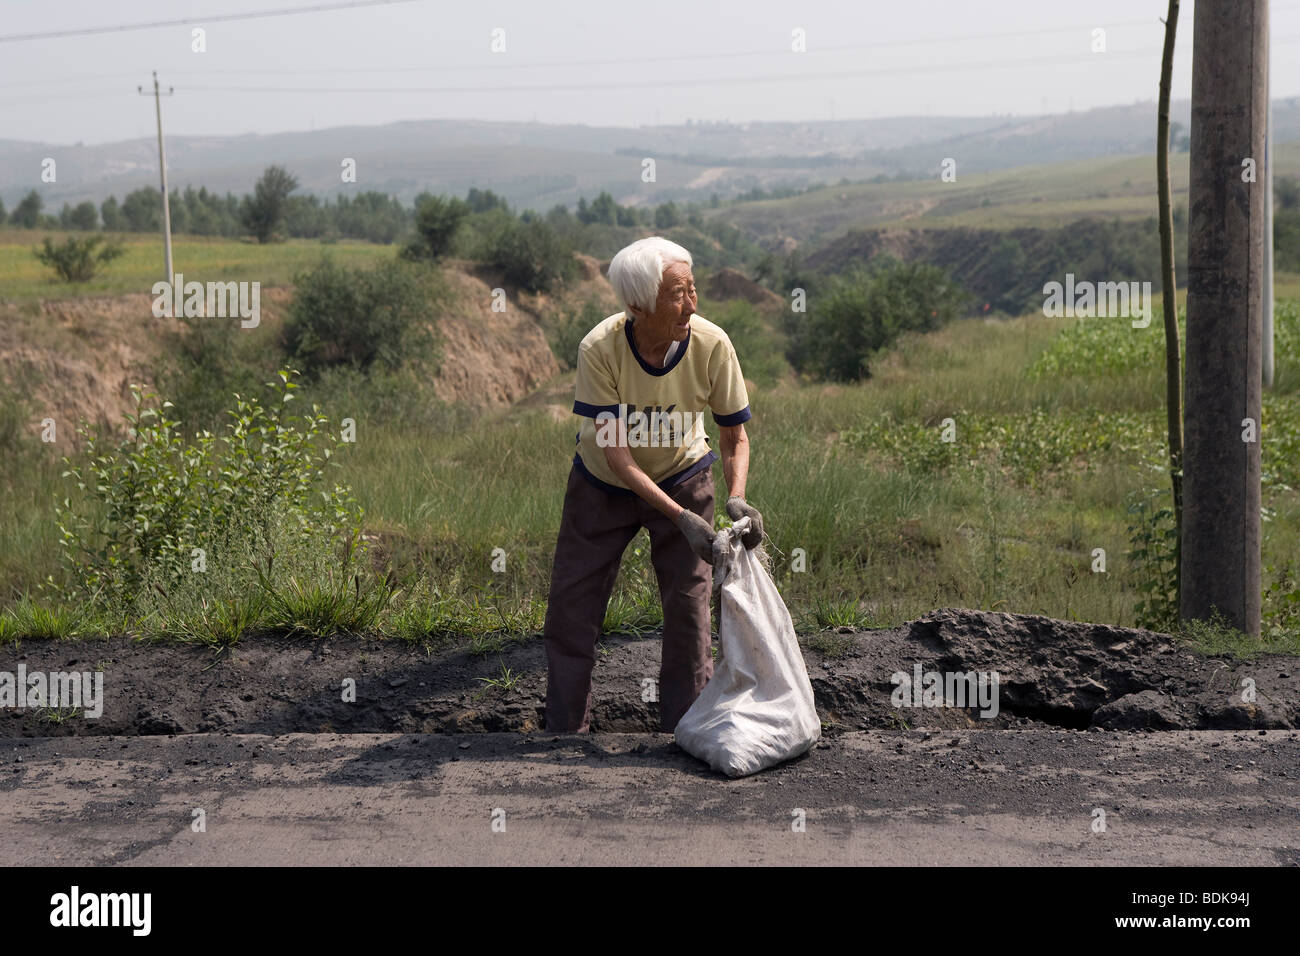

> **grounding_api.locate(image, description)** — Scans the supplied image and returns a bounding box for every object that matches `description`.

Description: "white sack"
[674,516,821,777]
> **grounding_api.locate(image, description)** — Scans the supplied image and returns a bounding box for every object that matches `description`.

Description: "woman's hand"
[675,508,716,563]
[725,496,763,549]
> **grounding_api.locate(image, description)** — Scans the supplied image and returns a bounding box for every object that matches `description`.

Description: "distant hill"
[3,99,1297,213]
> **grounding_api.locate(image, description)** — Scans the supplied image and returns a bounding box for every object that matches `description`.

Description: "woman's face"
[633,260,697,342]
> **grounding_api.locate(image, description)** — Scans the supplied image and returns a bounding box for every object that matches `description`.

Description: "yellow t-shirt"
[571,311,751,494]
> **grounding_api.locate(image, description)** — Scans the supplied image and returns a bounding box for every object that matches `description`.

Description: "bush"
[794,258,967,381]
[549,299,605,370]
[282,257,440,377]
[50,371,362,613]
[705,299,790,387]
[33,234,125,282]
[1125,489,1179,632]
[480,216,575,293]
[402,193,469,261]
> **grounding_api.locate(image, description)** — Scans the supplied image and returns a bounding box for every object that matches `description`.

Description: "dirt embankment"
[433,252,621,410]
[3,609,1295,738]
[0,255,624,444]
[0,293,181,452]
[702,267,785,311]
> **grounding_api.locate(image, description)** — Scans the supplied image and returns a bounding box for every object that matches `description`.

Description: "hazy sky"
[1,0,1296,145]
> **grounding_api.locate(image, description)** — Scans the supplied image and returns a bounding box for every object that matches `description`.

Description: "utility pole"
[1182,0,1268,636]
[1263,45,1275,388]
[1156,0,1183,605]
[139,71,175,282]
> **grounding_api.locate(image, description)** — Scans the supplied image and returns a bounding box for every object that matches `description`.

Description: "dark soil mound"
[2,609,1295,737]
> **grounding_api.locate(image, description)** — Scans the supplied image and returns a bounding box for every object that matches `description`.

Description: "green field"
[3,150,1299,655]
[3,267,1298,654]
[710,143,1300,243]
[0,231,394,301]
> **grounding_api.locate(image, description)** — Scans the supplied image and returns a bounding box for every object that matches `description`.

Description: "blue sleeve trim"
[712,406,752,426]
[573,400,624,419]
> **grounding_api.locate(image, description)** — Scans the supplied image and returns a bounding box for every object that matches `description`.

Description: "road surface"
[3,729,1296,865]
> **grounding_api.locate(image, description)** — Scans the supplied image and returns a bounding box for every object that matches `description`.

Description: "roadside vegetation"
[1,165,1298,657]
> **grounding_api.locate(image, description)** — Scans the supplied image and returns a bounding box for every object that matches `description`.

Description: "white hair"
[607,236,693,317]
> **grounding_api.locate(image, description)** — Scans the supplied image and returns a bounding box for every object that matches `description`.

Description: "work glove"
[725,496,764,549]
[676,508,716,564]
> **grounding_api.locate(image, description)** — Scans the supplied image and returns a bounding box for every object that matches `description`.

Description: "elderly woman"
[543,236,763,734]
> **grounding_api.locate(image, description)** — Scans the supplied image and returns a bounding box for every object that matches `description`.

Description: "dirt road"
[3,729,1296,865]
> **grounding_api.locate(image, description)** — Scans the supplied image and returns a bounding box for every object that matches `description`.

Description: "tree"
[33,235,125,282]
[100,196,121,231]
[240,165,299,243]
[0,196,6,224]
[121,188,162,231]
[401,193,468,260]
[578,191,619,225]
[654,201,681,229]
[69,201,99,231]
[12,190,43,228]
[465,188,509,214]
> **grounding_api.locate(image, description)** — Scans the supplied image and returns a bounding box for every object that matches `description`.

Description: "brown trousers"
[543,464,715,733]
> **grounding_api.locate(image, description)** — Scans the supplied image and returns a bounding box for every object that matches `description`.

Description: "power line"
[171,41,1300,97]
[0,0,426,43]
[156,18,1171,76]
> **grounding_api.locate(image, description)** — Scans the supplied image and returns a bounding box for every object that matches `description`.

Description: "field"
[710,143,1300,242]
[3,138,1300,655]
[3,221,1299,655]
[0,230,394,302]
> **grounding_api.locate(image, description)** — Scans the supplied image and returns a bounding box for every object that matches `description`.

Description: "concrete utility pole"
[138,71,175,282]
[1182,0,1268,636]
[1263,46,1275,389]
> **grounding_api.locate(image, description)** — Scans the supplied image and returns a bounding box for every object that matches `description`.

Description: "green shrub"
[795,258,967,381]
[1124,488,1179,632]
[402,193,469,261]
[480,215,575,293]
[50,370,363,617]
[548,299,604,371]
[706,299,790,387]
[32,234,124,282]
[282,256,440,377]
[841,407,1160,486]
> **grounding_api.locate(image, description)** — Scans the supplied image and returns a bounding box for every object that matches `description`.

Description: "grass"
[2,232,1299,656]
[6,298,1299,654]
[1176,608,1298,661]
[475,661,523,695]
[710,143,1300,242]
[0,230,394,302]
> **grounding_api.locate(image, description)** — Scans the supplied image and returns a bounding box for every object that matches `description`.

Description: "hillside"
[708,144,1300,250]
[5,99,1297,213]
[0,251,627,451]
